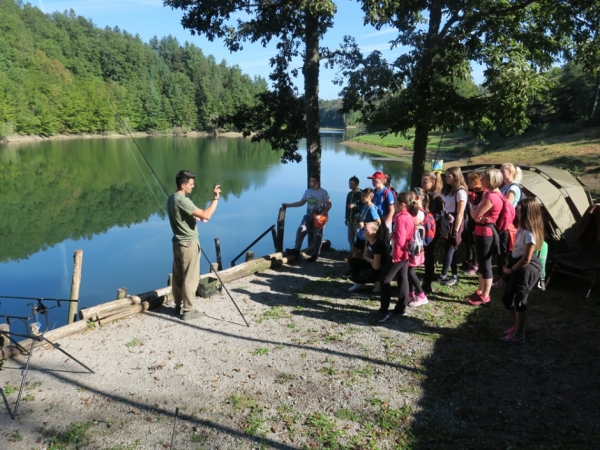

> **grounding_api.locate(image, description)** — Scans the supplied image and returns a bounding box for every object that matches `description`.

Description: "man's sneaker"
[437,274,449,283]
[443,275,459,286]
[376,311,392,323]
[500,331,525,344]
[348,283,366,293]
[285,248,300,258]
[464,267,478,276]
[408,293,429,307]
[181,310,205,321]
[307,254,318,263]
[174,304,182,315]
[492,279,507,289]
[372,282,381,293]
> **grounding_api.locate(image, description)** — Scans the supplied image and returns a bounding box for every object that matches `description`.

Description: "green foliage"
[335,0,600,185]
[166,0,337,178]
[0,0,266,137]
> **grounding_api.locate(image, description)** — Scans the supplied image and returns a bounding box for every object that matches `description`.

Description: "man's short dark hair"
[176,170,195,189]
[349,175,359,185]
[310,175,320,183]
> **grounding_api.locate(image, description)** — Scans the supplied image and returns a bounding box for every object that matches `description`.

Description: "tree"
[333,0,600,186]
[164,0,336,183]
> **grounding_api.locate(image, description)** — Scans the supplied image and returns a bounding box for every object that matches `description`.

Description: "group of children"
[343,165,544,344]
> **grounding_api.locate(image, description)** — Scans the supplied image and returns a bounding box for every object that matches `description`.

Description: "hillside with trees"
[0,0,267,139]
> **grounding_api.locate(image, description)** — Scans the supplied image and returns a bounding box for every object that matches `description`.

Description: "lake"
[0,131,411,327]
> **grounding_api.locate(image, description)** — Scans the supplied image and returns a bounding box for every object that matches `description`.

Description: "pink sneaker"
[468,290,482,301]
[464,267,478,275]
[408,291,415,301]
[501,326,516,336]
[500,331,525,343]
[408,293,429,307]
[467,292,490,306]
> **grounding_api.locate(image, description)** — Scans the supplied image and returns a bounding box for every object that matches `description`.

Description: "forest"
[0,0,598,140]
[0,0,268,138]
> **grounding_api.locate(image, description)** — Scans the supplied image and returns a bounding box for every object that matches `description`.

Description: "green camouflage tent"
[460,164,592,251]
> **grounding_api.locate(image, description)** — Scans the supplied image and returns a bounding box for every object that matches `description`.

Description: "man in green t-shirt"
[167,170,221,321]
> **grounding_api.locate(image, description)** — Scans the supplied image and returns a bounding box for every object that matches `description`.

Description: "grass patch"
[4,384,18,395]
[44,421,95,449]
[124,338,144,347]
[252,347,269,356]
[258,305,290,323]
[275,372,297,384]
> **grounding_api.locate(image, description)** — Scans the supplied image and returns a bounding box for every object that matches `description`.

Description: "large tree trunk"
[303,10,321,186]
[410,5,442,186]
[412,123,430,186]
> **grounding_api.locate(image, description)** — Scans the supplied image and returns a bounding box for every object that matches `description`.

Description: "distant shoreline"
[2,130,246,144]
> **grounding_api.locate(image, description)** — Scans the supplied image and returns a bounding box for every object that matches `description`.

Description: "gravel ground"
[3,248,600,450]
[0,251,429,449]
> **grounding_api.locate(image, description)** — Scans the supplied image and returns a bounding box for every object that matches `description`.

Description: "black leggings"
[379,260,409,313]
[476,235,495,279]
[501,255,542,312]
[441,239,458,277]
[348,258,382,284]
[408,267,423,294]
[423,234,439,287]
[497,230,510,277]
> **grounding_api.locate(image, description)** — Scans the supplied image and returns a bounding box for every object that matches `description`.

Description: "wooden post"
[276,207,286,252]
[117,288,128,299]
[245,251,254,262]
[270,226,277,252]
[210,263,219,274]
[167,274,172,287]
[214,238,222,271]
[68,250,83,324]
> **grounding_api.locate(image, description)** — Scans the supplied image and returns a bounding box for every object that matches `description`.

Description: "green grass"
[258,305,291,323]
[44,421,95,449]
[124,338,144,347]
[4,384,18,395]
[252,347,269,356]
[349,129,469,151]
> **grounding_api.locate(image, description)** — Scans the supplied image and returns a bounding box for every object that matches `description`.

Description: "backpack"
[438,188,467,240]
[408,225,425,257]
[418,207,436,246]
[494,192,516,233]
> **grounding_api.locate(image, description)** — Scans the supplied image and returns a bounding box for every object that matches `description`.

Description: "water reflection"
[0,132,411,324]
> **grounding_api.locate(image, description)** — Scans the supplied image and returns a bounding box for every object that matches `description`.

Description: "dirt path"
[1,250,599,449]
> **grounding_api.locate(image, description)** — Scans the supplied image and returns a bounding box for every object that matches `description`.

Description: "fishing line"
[106,96,250,327]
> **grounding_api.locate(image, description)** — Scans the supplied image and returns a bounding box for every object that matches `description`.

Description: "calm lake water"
[0,131,411,327]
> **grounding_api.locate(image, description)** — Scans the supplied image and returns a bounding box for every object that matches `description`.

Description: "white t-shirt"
[511,228,536,258]
[444,188,468,214]
[302,187,330,215]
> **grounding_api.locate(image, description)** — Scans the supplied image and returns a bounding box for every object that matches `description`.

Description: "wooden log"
[0,320,89,361]
[97,295,167,326]
[117,288,128,299]
[68,249,83,324]
[79,296,142,321]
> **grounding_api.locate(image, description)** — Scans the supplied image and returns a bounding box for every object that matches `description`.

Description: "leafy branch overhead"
[166,0,338,181]
[331,0,600,185]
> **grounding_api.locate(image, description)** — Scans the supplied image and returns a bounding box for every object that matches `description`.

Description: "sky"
[37,1,482,100]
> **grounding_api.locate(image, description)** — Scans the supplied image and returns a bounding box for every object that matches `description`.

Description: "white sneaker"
[372,282,381,293]
[348,283,366,293]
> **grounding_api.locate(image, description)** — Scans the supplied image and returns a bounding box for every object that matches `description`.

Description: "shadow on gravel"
[253,249,600,448]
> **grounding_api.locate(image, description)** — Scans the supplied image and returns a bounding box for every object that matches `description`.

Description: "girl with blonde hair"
[421,171,444,293]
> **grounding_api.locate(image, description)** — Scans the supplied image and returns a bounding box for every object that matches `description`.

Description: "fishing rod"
[106,96,250,327]
[0,295,79,303]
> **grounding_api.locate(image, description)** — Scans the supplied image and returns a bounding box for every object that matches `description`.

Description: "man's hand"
[213,184,221,199]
